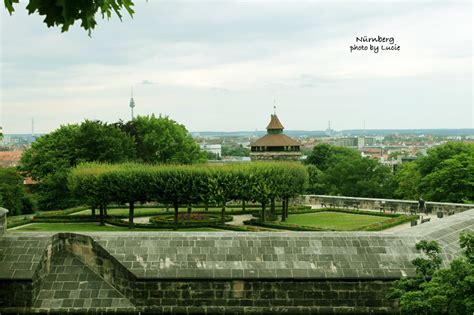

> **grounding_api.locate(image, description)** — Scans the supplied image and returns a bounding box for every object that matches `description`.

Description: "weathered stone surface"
[0,208,472,314]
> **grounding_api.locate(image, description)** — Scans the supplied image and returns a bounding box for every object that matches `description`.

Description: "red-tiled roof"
[0,151,22,167]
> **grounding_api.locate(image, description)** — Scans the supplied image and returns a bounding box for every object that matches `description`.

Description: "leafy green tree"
[221,145,250,157]
[0,168,35,215]
[389,232,474,314]
[306,165,325,194]
[306,144,395,198]
[21,120,136,210]
[4,0,135,34]
[394,162,422,200]
[305,143,359,171]
[419,153,474,203]
[117,115,206,164]
[394,142,474,202]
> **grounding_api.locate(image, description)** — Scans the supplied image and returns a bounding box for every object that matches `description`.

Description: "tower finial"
[273,99,276,115]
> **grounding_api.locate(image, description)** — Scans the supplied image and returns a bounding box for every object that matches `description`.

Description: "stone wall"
[1,210,473,314]
[302,195,473,214]
[0,208,8,236]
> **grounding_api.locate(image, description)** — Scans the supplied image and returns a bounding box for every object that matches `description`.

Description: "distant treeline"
[192,129,474,138]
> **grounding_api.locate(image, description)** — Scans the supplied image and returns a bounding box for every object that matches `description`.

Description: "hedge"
[68,162,307,228]
[245,209,419,232]
[149,213,233,226]
[244,219,332,231]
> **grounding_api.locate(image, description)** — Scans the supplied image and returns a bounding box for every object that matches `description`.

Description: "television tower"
[129,87,135,120]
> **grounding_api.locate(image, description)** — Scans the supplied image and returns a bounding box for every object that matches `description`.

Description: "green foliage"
[305,144,395,198]
[4,0,135,34]
[69,162,307,227]
[305,143,359,171]
[20,120,136,210]
[0,168,36,215]
[117,115,206,164]
[389,232,474,314]
[394,142,474,202]
[222,144,250,157]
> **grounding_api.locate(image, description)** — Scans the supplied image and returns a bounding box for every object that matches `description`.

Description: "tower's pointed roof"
[266,114,284,130]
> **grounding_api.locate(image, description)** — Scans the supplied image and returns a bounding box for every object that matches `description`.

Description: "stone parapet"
[0,208,8,236]
[302,195,473,214]
[0,209,472,313]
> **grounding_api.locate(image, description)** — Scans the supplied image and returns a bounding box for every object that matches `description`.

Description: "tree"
[20,120,136,210]
[0,168,35,215]
[389,232,474,314]
[305,143,359,171]
[394,162,422,200]
[305,144,395,198]
[394,142,474,203]
[118,115,206,164]
[221,145,250,157]
[420,153,474,203]
[4,0,135,34]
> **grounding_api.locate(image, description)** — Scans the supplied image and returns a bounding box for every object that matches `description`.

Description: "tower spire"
[129,87,135,120]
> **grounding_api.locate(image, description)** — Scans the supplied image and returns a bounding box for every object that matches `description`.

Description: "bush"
[149,213,232,227]
[388,232,474,314]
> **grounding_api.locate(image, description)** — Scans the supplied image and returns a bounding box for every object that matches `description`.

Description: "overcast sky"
[1,0,472,134]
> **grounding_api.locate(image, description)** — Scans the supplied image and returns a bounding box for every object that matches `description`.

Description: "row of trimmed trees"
[68,162,307,228]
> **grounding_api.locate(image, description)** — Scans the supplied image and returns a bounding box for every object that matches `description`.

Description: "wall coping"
[303,195,473,207]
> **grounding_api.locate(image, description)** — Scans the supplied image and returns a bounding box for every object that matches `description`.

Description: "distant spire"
[129,87,135,120]
[273,99,277,114]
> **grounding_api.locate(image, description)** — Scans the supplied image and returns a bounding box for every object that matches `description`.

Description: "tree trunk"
[99,205,105,226]
[103,206,107,216]
[221,202,226,225]
[205,200,209,212]
[91,206,96,218]
[128,201,135,229]
[174,203,179,230]
[261,202,267,222]
[281,199,286,222]
[285,197,290,220]
[270,198,275,217]
[242,200,246,212]
[187,204,192,216]
[165,203,170,213]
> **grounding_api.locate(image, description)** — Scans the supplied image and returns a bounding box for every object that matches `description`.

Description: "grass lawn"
[284,211,391,231]
[10,223,223,232]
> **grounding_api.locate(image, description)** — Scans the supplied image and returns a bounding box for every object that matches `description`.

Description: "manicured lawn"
[284,211,391,231]
[10,223,223,232]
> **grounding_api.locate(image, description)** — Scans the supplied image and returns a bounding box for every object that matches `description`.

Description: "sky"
[0,0,472,134]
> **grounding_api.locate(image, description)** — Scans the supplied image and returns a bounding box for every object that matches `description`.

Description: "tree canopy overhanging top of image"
[4,0,135,34]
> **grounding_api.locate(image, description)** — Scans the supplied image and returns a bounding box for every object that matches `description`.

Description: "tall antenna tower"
[129,87,135,120]
[31,118,35,138]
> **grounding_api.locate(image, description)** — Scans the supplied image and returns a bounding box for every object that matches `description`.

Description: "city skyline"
[1,0,472,134]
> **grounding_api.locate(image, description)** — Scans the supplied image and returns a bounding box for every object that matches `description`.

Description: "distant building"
[250,113,301,161]
[200,144,222,159]
[334,136,375,149]
[0,150,23,168]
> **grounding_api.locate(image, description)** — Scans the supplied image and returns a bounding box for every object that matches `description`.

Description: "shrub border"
[245,208,419,231]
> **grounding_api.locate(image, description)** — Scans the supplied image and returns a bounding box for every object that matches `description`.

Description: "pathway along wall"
[0,209,473,314]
